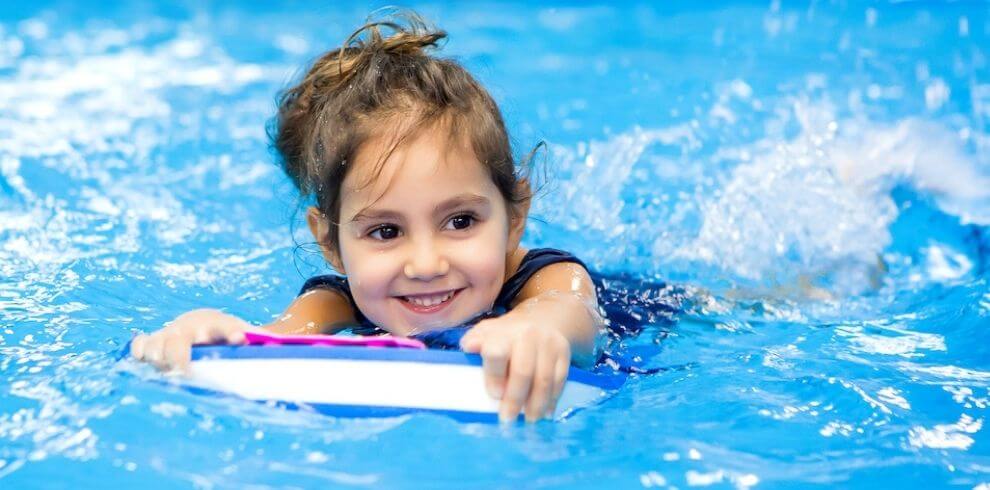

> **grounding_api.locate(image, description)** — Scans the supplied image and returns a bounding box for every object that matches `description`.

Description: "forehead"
[340,123,498,217]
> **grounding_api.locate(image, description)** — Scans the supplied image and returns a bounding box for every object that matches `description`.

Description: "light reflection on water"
[1,2,989,488]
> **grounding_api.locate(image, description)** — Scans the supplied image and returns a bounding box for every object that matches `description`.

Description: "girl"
[130,12,605,423]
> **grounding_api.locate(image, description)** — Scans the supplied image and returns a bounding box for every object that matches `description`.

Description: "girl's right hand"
[130,308,253,372]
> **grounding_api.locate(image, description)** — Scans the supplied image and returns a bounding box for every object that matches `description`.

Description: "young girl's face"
[314,122,525,336]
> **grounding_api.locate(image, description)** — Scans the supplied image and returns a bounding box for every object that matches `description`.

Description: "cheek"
[455,232,508,294]
[345,259,399,329]
[350,265,392,295]
[467,255,504,291]
[339,246,396,302]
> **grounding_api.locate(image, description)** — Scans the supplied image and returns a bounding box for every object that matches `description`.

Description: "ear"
[506,180,531,253]
[306,206,346,274]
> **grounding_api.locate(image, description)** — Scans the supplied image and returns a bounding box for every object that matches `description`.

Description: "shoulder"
[512,258,597,307]
[499,247,594,308]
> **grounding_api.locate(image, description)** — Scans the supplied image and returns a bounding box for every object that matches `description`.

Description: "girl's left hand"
[459,315,571,423]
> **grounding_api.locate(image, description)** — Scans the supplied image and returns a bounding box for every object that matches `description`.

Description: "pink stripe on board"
[244,330,426,350]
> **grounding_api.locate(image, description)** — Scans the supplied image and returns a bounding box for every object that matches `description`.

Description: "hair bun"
[302,10,446,91]
[375,29,445,55]
[345,10,446,57]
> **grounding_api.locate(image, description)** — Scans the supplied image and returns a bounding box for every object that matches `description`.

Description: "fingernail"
[498,406,517,424]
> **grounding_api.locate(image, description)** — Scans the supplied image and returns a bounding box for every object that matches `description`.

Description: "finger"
[548,357,570,419]
[227,314,253,344]
[191,322,221,344]
[163,334,191,373]
[499,339,536,424]
[193,317,246,345]
[224,325,247,345]
[525,346,555,423]
[130,335,146,360]
[459,322,491,353]
[480,336,510,400]
[459,331,480,352]
[145,336,168,371]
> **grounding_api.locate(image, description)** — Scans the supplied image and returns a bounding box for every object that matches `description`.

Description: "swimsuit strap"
[492,248,587,310]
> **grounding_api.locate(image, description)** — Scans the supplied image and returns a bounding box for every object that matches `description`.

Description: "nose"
[403,237,450,281]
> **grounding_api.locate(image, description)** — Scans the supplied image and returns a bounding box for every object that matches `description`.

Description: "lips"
[397,288,462,314]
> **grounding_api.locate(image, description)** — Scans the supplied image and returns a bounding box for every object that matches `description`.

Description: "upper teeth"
[406,291,454,307]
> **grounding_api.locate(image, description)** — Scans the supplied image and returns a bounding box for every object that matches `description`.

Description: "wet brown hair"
[270,10,531,254]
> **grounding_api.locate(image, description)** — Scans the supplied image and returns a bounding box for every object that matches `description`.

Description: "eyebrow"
[349,194,491,223]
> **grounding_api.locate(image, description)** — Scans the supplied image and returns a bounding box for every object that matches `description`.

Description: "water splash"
[538,96,989,295]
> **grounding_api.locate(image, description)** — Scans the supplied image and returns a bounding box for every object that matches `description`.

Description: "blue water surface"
[1,1,989,488]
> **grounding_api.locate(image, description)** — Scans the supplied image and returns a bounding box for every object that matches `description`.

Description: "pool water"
[2,1,989,488]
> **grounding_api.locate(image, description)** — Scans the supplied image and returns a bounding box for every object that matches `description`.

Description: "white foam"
[686,469,724,486]
[536,123,697,239]
[537,7,604,32]
[922,244,973,282]
[274,34,308,55]
[829,117,990,223]
[535,91,987,291]
[925,78,950,110]
[673,99,988,288]
[909,414,982,450]
[837,324,946,358]
[18,18,49,40]
[0,24,288,162]
[0,19,291,277]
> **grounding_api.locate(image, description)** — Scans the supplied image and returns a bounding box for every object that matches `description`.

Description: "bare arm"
[131,288,356,371]
[509,261,604,367]
[262,288,357,335]
[459,261,605,422]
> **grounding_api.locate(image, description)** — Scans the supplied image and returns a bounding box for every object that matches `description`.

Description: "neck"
[504,246,528,280]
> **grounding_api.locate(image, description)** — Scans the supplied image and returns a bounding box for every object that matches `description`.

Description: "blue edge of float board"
[155,345,627,423]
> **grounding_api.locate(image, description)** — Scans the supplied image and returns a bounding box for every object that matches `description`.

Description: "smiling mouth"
[397,288,463,313]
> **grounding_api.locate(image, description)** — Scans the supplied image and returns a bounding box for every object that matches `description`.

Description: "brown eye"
[369,225,401,241]
[446,214,475,231]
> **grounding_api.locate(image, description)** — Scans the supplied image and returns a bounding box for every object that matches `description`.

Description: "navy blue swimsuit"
[298,248,586,349]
